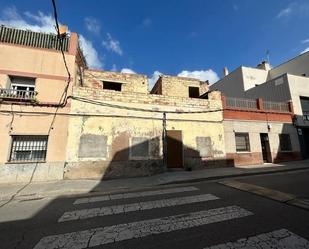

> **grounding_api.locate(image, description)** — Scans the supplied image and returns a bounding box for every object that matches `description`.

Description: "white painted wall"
[223,120,300,154]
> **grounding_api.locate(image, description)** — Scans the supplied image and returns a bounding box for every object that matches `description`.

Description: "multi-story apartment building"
[64,70,226,180]
[0,26,86,183]
[210,52,309,159]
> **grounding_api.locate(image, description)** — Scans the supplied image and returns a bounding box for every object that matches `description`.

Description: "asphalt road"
[0,169,309,249]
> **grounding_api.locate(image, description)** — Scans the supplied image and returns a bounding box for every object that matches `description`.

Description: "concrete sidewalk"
[0,160,308,202]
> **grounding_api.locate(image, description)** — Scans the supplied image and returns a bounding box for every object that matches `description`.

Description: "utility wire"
[47,0,72,135]
[69,96,223,114]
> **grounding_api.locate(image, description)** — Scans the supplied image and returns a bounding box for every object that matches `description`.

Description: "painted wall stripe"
[34,205,253,249]
[204,228,309,249]
[60,194,219,222]
[73,186,199,205]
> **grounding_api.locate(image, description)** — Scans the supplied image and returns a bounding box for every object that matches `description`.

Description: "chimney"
[223,67,229,77]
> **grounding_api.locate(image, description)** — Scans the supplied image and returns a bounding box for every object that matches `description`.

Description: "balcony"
[0,88,37,101]
[224,96,291,113]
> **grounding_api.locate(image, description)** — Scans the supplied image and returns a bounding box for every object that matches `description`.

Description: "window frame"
[8,135,48,163]
[235,132,251,152]
[279,134,292,152]
[188,86,200,98]
[10,76,36,91]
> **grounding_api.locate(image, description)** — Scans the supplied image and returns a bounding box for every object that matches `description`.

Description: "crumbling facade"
[64,71,226,180]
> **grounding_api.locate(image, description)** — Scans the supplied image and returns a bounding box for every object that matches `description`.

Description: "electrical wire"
[48,0,72,135]
[69,96,223,114]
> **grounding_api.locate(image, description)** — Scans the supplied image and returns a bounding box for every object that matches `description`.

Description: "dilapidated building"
[64,70,226,180]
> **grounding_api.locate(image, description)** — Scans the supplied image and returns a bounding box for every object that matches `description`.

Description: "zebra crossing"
[33,186,309,249]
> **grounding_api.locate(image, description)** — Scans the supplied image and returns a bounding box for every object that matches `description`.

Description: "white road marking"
[73,186,199,205]
[34,205,253,249]
[59,194,219,222]
[204,228,309,249]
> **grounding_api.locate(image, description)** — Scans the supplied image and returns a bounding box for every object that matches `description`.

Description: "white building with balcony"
[210,51,309,159]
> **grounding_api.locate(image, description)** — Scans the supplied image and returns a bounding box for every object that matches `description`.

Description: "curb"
[1,165,309,203]
[158,165,309,186]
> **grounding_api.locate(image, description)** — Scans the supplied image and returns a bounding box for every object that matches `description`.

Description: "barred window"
[279,134,292,151]
[9,135,48,162]
[235,133,250,152]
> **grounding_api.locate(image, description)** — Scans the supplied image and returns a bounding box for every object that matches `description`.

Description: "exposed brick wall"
[223,109,293,122]
[83,69,148,94]
[153,75,209,98]
[73,86,221,109]
[226,152,263,166]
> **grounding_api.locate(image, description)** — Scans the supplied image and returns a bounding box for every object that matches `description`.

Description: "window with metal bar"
[235,133,250,152]
[9,135,48,162]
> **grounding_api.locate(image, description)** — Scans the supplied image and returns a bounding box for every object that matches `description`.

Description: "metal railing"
[225,97,257,109]
[0,88,37,100]
[263,101,290,112]
[0,25,69,52]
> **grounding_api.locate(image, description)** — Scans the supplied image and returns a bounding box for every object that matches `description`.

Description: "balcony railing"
[263,101,290,112]
[224,96,291,113]
[225,97,258,109]
[0,88,37,101]
[0,26,69,52]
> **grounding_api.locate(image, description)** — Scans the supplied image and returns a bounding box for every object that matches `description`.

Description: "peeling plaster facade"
[64,70,226,180]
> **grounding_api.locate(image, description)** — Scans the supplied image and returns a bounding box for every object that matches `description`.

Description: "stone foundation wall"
[64,159,163,180]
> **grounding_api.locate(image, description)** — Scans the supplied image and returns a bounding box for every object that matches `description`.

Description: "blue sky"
[1,0,309,87]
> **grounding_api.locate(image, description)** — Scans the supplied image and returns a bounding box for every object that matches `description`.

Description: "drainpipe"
[162,112,167,169]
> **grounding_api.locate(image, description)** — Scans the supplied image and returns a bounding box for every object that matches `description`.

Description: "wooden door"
[166,130,183,168]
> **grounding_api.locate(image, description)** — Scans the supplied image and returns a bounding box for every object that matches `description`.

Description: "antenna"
[266,49,270,65]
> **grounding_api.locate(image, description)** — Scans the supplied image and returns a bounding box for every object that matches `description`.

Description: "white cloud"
[277,7,292,18]
[84,17,101,35]
[79,35,103,69]
[102,33,123,55]
[177,69,219,84]
[1,6,55,33]
[148,71,162,89]
[120,68,136,74]
[302,39,309,44]
[301,47,309,54]
[277,2,309,19]
[0,6,103,69]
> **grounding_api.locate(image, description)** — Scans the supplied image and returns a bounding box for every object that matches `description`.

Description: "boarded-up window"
[235,133,250,152]
[196,137,212,157]
[79,134,107,158]
[131,137,149,158]
[279,134,292,151]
